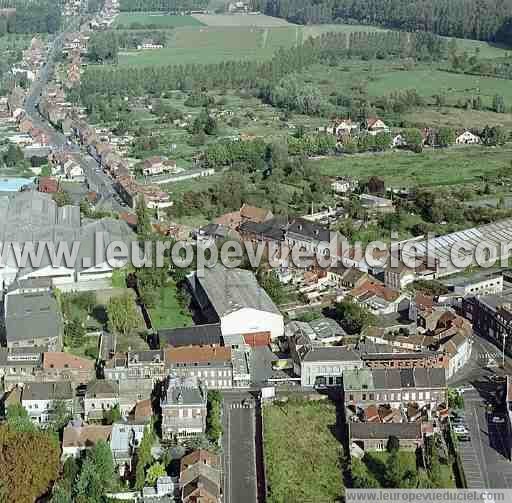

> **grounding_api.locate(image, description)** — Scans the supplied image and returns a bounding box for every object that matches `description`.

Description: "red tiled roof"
[43,352,94,370]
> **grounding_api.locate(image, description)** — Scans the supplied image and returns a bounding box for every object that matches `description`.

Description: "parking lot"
[459,388,512,488]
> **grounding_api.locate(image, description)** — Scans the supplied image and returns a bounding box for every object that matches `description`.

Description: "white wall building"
[188,267,284,340]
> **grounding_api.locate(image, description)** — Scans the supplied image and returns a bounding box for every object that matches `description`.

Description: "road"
[449,329,512,489]
[459,387,512,488]
[222,391,259,503]
[23,24,127,212]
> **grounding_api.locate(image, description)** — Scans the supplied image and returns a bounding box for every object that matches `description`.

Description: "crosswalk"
[230,402,254,409]
[478,352,502,362]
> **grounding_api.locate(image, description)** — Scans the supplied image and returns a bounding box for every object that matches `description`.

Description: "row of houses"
[320,117,482,146]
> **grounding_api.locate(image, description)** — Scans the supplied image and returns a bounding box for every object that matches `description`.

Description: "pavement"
[222,391,258,503]
[460,387,512,488]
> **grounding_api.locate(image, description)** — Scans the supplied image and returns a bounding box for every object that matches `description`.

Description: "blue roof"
[0,178,35,192]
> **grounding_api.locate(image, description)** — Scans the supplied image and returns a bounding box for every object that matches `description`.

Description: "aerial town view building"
[1,0,512,501]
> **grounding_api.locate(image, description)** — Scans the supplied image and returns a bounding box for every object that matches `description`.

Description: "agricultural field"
[367,68,512,107]
[192,13,293,26]
[118,25,301,65]
[264,400,344,503]
[117,22,388,66]
[311,145,512,187]
[114,13,204,27]
[403,107,512,129]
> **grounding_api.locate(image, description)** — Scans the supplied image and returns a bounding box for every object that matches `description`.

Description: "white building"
[188,267,284,340]
[295,346,363,387]
[84,380,119,421]
[456,131,480,144]
[21,382,73,424]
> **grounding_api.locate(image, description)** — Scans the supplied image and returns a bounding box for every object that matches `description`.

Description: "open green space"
[148,280,193,330]
[353,449,455,488]
[118,26,299,65]
[311,145,512,187]
[367,68,512,107]
[117,23,391,67]
[263,400,343,503]
[114,13,204,28]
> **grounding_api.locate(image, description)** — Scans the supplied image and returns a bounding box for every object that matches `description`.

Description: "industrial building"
[187,267,284,340]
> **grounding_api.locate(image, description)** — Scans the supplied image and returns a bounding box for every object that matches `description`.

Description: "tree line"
[80,30,447,102]
[251,0,512,43]
[0,0,61,34]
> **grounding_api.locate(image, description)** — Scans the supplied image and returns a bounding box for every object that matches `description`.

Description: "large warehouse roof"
[195,267,281,317]
[401,217,512,275]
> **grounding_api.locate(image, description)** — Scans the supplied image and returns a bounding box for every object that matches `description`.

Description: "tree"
[0,426,60,503]
[385,450,403,488]
[135,195,152,238]
[49,400,72,433]
[51,484,73,503]
[436,127,455,147]
[335,299,377,334]
[386,435,400,453]
[145,462,167,485]
[351,458,380,488]
[53,190,72,207]
[257,269,285,304]
[403,128,423,153]
[6,403,36,433]
[64,316,86,348]
[135,425,155,490]
[206,391,223,445]
[107,292,140,336]
[493,94,506,113]
[103,404,122,425]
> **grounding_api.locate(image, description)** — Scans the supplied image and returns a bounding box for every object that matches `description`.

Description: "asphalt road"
[222,391,259,503]
[23,25,127,212]
[460,388,512,488]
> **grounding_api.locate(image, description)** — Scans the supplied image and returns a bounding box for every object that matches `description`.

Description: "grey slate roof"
[300,346,361,363]
[22,381,73,401]
[158,324,222,348]
[350,422,422,440]
[86,380,119,399]
[161,376,206,407]
[193,267,281,317]
[4,290,62,344]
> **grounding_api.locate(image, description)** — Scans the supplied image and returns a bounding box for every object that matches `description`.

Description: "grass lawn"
[403,107,512,129]
[355,450,455,489]
[114,13,204,28]
[263,400,343,503]
[149,280,193,330]
[310,145,512,187]
[366,68,512,107]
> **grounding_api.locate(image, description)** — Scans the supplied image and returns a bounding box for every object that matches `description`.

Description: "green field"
[117,23,389,66]
[311,145,512,187]
[264,400,344,503]
[149,281,193,329]
[367,68,512,106]
[114,13,205,28]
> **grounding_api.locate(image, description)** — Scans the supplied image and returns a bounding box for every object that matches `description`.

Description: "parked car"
[492,416,505,424]
[453,424,469,434]
[457,434,471,442]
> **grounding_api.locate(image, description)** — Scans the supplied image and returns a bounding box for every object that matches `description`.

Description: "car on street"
[492,415,505,423]
[457,434,471,442]
[453,424,469,434]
